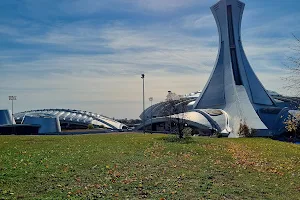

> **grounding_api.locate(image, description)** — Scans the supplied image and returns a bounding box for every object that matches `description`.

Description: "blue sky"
[0,0,300,118]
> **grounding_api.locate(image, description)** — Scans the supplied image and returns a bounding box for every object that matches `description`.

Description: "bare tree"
[282,35,300,141]
[163,92,189,139]
[283,34,300,97]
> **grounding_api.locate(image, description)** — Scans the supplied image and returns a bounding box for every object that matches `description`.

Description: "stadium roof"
[14,109,127,130]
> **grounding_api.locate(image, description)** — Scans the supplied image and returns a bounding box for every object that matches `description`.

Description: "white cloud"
[11,22,218,75]
[136,0,209,12]
[0,72,209,118]
[1,4,299,118]
[0,22,218,118]
[179,14,215,30]
[59,0,132,15]
[0,25,20,36]
[57,0,210,15]
[243,13,300,37]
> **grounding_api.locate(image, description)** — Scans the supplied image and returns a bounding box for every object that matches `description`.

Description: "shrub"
[99,125,105,129]
[87,124,94,129]
[216,132,223,138]
[239,122,255,137]
[284,112,300,138]
[182,127,193,138]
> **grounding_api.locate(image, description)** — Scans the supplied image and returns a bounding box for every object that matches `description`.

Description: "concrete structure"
[0,109,41,135]
[22,113,61,134]
[140,91,299,122]
[0,109,15,125]
[193,0,275,137]
[137,0,300,137]
[14,109,127,131]
[138,90,300,135]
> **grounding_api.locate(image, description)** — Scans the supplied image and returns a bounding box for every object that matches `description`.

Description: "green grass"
[0,133,300,199]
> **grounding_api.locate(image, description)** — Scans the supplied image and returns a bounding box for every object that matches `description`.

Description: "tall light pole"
[149,97,153,134]
[168,91,172,133]
[9,96,17,134]
[141,74,145,133]
[8,96,17,123]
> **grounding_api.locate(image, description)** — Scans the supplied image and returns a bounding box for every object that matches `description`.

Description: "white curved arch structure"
[15,109,127,130]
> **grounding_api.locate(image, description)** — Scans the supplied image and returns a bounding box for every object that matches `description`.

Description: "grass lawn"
[0,133,300,199]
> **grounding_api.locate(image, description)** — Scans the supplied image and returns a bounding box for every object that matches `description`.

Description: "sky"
[0,0,300,119]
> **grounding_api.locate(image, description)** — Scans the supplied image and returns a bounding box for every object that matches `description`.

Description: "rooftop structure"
[14,109,127,131]
[22,113,61,134]
[0,109,15,125]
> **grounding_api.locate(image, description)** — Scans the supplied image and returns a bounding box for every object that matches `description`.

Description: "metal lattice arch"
[14,109,127,130]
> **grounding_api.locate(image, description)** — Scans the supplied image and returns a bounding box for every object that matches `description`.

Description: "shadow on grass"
[157,135,196,144]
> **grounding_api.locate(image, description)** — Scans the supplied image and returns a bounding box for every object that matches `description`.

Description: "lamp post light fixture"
[149,97,153,134]
[8,96,16,122]
[167,91,172,133]
[141,74,145,133]
[8,96,17,133]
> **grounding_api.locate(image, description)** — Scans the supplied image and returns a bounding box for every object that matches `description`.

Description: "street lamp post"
[168,91,172,133]
[141,74,145,133]
[149,97,153,134]
[8,96,17,133]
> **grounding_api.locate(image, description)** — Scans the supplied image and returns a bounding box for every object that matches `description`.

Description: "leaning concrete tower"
[194,0,276,136]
